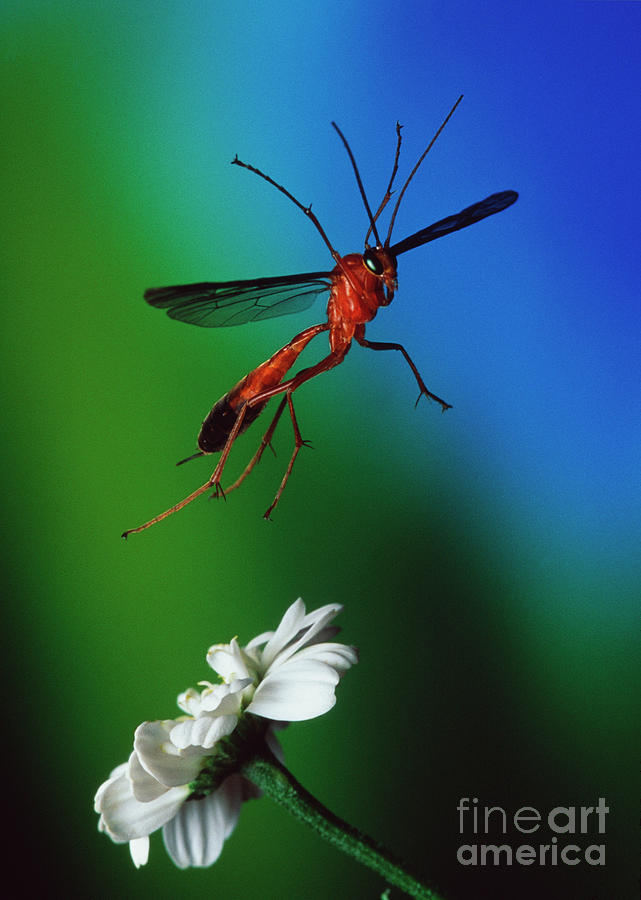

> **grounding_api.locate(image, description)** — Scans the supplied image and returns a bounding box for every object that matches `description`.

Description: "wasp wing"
[144,271,333,327]
[390,190,518,257]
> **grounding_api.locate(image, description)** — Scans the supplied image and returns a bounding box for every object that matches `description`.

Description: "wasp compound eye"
[363,249,384,276]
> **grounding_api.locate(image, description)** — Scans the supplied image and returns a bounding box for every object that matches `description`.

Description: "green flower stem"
[242,750,445,900]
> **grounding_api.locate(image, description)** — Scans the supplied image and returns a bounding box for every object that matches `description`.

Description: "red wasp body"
[203,248,397,455]
[123,98,517,536]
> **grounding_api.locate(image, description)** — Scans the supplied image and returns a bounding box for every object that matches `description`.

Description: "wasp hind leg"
[263,392,312,520]
[219,396,288,497]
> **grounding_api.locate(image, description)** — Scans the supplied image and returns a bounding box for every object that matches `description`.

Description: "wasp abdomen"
[197,392,266,454]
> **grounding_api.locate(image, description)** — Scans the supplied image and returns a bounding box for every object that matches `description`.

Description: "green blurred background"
[3,2,639,898]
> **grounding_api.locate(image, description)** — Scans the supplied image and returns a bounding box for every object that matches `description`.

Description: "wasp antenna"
[365,121,405,246]
[332,122,382,247]
[385,95,464,246]
[232,151,339,262]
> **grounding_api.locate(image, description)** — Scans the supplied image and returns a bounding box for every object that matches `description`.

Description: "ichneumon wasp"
[123,96,517,536]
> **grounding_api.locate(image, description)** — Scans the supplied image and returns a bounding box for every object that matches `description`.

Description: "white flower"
[95,598,357,868]
[207,597,358,722]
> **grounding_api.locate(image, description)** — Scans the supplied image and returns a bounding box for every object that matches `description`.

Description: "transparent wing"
[144,271,333,327]
[389,191,518,256]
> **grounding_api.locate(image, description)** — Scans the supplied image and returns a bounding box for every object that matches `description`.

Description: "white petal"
[129,750,168,802]
[258,598,307,669]
[129,836,150,868]
[244,629,274,651]
[170,713,238,750]
[264,602,344,671]
[248,659,340,721]
[309,624,340,642]
[206,638,251,681]
[198,678,250,713]
[176,687,204,716]
[288,641,358,674]
[162,777,243,868]
[300,603,344,629]
[134,721,204,786]
[265,728,286,765]
[96,766,188,841]
[218,775,245,838]
[94,762,128,813]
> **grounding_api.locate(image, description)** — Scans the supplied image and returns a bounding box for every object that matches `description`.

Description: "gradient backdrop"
[3,2,639,898]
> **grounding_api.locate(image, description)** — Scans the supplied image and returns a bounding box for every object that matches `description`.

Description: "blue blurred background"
[3,2,639,898]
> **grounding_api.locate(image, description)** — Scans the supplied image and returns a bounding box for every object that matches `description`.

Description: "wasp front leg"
[354,326,452,411]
